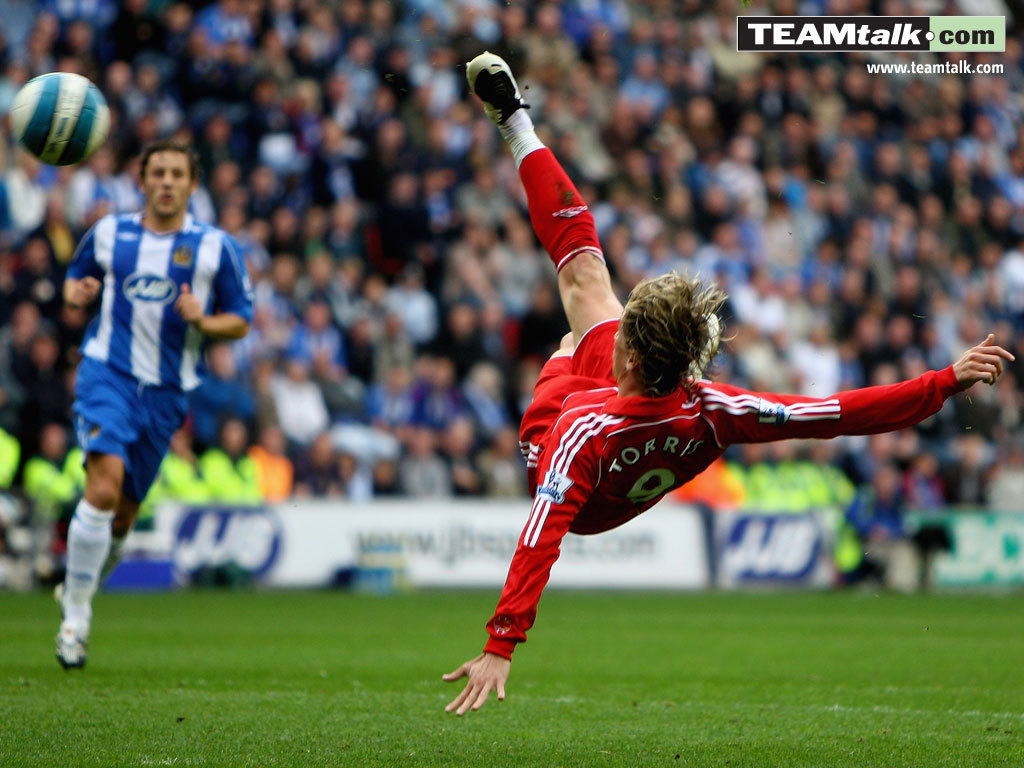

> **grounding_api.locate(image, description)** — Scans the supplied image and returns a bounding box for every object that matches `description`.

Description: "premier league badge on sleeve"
[757,399,790,425]
[537,470,574,504]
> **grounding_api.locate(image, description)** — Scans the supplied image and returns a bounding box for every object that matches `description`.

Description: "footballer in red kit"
[443,52,1015,715]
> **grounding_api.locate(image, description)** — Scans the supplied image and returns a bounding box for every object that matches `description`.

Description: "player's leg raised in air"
[467,52,623,470]
[466,52,622,345]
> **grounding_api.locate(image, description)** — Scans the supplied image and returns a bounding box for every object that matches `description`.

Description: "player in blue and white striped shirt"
[56,140,253,668]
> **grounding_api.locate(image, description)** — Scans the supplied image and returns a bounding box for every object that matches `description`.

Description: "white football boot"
[54,583,89,669]
[465,51,529,125]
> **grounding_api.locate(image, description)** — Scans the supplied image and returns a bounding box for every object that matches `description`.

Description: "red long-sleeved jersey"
[484,366,962,659]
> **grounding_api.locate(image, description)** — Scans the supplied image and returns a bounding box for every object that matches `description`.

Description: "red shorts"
[519,319,619,466]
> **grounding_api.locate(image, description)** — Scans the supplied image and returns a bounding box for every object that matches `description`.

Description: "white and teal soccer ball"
[10,72,110,166]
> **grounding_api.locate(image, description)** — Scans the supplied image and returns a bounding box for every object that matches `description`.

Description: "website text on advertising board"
[357,526,655,566]
[866,62,1003,75]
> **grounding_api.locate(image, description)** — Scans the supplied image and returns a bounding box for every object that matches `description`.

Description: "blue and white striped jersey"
[68,213,254,391]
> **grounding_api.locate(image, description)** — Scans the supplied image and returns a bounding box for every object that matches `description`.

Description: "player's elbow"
[228,320,250,339]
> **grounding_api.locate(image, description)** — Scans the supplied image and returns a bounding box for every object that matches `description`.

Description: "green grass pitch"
[2,589,1023,767]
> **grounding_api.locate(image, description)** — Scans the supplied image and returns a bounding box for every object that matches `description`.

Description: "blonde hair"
[619,273,727,397]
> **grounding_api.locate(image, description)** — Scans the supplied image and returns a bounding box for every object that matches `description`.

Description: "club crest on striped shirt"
[172,245,193,267]
[537,469,574,504]
[757,399,790,425]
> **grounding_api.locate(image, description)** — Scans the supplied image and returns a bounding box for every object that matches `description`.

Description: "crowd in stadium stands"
[1,0,1024,560]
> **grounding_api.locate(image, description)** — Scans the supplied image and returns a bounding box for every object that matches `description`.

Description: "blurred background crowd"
[0,0,1023,562]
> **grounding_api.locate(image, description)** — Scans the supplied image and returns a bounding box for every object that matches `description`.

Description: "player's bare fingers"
[496,680,506,701]
[979,346,1014,363]
[446,682,472,713]
[456,683,481,716]
[469,682,493,711]
[977,355,1004,377]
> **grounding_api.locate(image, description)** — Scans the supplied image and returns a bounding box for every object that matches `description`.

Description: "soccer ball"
[9,72,110,166]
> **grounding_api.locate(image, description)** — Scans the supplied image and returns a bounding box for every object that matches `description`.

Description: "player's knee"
[85,472,121,510]
[86,484,119,510]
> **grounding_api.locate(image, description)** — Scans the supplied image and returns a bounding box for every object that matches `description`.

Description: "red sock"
[518,148,604,271]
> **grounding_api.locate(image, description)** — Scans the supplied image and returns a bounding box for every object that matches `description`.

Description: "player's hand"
[953,334,1015,389]
[64,277,101,309]
[174,283,204,325]
[442,652,510,715]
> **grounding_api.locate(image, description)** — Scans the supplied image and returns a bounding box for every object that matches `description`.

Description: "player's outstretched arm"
[952,334,1015,388]
[443,652,510,715]
[63,276,102,310]
[701,334,1014,446]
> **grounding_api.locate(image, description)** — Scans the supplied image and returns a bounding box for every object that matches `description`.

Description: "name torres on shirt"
[607,436,704,473]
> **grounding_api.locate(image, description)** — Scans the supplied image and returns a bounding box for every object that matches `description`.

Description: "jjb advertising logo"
[123,273,178,304]
[718,514,823,584]
[738,16,1004,52]
[174,507,283,580]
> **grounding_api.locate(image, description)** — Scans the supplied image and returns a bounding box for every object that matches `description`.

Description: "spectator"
[34,191,76,267]
[476,426,526,498]
[200,418,262,504]
[411,355,465,431]
[3,151,47,237]
[15,331,70,459]
[433,301,489,380]
[902,454,946,509]
[986,440,1024,513]
[385,264,439,347]
[189,342,255,450]
[23,423,77,523]
[249,424,294,502]
[462,361,509,441]
[67,146,117,228]
[517,281,568,360]
[270,357,329,447]
[846,463,918,591]
[371,457,401,496]
[292,431,343,497]
[287,297,362,419]
[12,236,63,321]
[442,416,483,497]
[399,426,451,497]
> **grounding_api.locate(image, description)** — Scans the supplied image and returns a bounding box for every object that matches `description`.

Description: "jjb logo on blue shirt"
[68,213,254,391]
[123,273,178,304]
